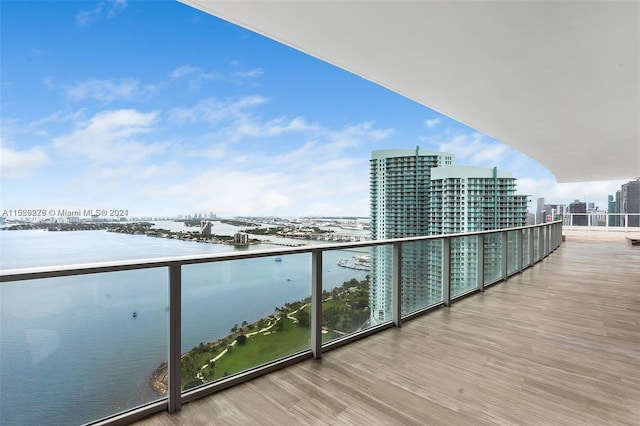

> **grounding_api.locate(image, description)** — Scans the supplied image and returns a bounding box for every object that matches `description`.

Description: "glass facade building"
[370,150,528,322]
[370,148,453,322]
[428,165,528,295]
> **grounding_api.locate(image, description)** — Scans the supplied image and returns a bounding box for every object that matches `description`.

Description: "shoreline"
[147,276,369,395]
[149,361,168,396]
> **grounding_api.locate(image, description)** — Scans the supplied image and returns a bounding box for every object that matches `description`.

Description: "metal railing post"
[168,263,182,413]
[443,237,451,307]
[477,234,485,292]
[311,250,323,359]
[392,242,402,327]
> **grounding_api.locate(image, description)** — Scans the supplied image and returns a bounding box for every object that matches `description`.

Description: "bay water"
[0,224,367,425]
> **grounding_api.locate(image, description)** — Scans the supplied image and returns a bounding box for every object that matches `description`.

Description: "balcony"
[133,225,639,425]
[3,221,638,425]
[0,222,586,423]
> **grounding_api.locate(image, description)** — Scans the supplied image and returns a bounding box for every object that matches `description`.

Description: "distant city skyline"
[0,1,629,218]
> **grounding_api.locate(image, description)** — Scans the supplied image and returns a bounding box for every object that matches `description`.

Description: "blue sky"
[0,1,626,218]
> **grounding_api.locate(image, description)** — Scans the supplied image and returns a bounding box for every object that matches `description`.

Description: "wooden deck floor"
[136,239,640,425]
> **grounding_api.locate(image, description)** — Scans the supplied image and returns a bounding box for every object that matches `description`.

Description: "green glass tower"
[370,148,453,323]
[370,149,528,323]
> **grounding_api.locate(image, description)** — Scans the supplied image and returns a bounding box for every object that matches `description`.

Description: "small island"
[107,222,263,246]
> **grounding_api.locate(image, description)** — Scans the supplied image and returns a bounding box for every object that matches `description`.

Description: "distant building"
[428,165,527,297]
[569,200,587,226]
[621,179,640,227]
[370,148,452,323]
[200,220,212,236]
[542,203,565,223]
[234,232,249,245]
[608,194,620,226]
[607,179,639,227]
[536,198,545,224]
[428,165,528,233]
[369,148,527,323]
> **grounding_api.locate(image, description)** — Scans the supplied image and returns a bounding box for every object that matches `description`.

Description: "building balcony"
[6,221,638,425]
[132,226,639,425]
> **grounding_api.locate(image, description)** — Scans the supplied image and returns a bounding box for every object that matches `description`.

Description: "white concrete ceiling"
[180,1,639,183]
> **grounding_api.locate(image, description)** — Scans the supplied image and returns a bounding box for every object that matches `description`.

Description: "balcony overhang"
[179,0,639,183]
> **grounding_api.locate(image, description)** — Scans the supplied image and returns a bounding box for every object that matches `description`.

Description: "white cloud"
[170,65,200,79]
[75,1,127,27]
[147,156,371,217]
[129,117,392,216]
[0,146,49,178]
[167,96,268,125]
[424,117,441,129]
[169,65,221,90]
[29,110,86,131]
[52,109,163,163]
[433,131,531,177]
[342,121,395,141]
[234,68,264,78]
[106,0,127,18]
[235,116,317,138]
[67,78,150,102]
[75,3,103,27]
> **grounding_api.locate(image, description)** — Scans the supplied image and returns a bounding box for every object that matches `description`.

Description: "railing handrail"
[0,221,561,283]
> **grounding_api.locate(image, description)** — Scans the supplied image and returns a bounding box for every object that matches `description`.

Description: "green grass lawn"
[180,276,370,388]
[204,317,310,381]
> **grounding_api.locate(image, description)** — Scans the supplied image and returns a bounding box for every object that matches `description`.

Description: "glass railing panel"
[369,243,395,324]
[507,230,519,275]
[533,227,540,261]
[450,235,478,298]
[0,269,168,426]
[401,239,443,317]
[608,214,624,228]
[522,228,531,266]
[180,254,310,390]
[483,233,502,285]
[322,247,372,344]
[570,214,588,226]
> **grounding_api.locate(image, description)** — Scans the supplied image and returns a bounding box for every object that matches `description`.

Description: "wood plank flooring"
[136,239,640,425]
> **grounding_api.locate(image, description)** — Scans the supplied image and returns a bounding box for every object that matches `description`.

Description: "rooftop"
[136,235,640,425]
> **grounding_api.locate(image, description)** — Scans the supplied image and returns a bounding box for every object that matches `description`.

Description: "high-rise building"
[428,165,528,297]
[369,149,527,323]
[621,179,640,227]
[607,181,639,227]
[608,194,620,226]
[542,203,564,223]
[569,200,587,226]
[536,198,545,224]
[370,148,453,323]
